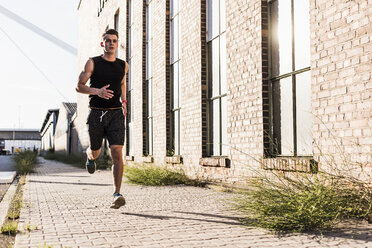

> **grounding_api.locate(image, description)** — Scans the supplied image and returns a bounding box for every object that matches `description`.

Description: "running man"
[76,29,128,209]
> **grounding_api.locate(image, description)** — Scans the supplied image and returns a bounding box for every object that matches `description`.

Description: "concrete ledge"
[142,156,154,163]
[200,157,231,168]
[125,156,134,161]
[0,178,18,227]
[262,157,318,173]
[165,156,183,165]
[0,171,17,184]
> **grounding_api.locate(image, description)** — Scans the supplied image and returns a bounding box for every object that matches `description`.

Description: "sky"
[0,0,78,130]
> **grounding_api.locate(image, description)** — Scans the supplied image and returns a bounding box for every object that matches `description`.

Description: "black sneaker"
[86,158,96,174]
[110,193,126,209]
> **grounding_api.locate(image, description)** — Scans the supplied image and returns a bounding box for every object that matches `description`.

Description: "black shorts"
[86,109,125,150]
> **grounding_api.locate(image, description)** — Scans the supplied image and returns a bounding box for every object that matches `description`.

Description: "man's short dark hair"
[103,29,118,39]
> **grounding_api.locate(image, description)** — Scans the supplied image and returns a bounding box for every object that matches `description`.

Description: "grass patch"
[43,151,85,168]
[43,151,112,170]
[1,221,18,236]
[13,150,38,174]
[6,176,25,222]
[124,164,204,186]
[23,223,37,232]
[1,175,26,239]
[41,244,54,248]
[234,173,372,233]
[6,198,21,220]
[95,154,113,170]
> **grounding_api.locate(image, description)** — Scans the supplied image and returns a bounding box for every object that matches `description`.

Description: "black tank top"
[89,56,126,108]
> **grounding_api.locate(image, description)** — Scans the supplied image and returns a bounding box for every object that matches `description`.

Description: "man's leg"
[110,145,124,194]
[109,145,125,209]
[106,109,125,208]
[86,109,105,174]
[86,147,101,160]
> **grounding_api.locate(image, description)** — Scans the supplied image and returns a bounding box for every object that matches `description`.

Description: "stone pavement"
[14,159,371,248]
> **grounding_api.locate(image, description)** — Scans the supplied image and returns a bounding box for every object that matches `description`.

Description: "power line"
[0,4,77,56]
[0,25,70,101]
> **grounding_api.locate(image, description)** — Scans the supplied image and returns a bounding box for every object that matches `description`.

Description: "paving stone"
[13,159,372,248]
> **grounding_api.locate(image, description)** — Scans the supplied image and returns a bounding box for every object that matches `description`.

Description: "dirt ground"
[0,232,15,247]
[0,183,11,202]
[0,183,15,247]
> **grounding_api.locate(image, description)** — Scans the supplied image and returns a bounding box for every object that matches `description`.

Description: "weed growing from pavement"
[38,244,53,248]
[6,176,25,221]
[234,173,371,233]
[228,136,372,233]
[1,221,18,236]
[23,223,37,232]
[124,164,206,187]
[13,150,38,174]
[1,175,26,240]
[6,199,21,220]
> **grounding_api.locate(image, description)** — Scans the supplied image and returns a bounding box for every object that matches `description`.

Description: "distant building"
[40,103,80,155]
[54,102,79,155]
[40,109,59,154]
[76,0,372,183]
[0,129,41,155]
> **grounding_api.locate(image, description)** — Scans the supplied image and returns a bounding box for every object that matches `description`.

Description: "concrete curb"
[0,171,17,184]
[0,178,18,227]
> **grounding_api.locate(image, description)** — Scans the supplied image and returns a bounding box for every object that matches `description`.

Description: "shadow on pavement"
[123,212,243,226]
[316,226,372,242]
[28,180,112,187]
[47,174,90,178]
[240,219,372,242]
[174,211,241,221]
[177,212,372,242]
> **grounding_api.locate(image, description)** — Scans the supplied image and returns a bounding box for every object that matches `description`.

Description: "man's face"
[103,34,118,54]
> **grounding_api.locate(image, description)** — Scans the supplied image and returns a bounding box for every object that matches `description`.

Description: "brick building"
[76,0,371,183]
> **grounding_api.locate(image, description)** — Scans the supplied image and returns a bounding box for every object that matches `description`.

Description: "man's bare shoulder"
[84,58,95,73]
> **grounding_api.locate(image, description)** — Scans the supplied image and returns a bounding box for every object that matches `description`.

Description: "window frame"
[170,0,181,156]
[126,0,134,156]
[269,0,312,157]
[206,0,227,157]
[145,0,153,156]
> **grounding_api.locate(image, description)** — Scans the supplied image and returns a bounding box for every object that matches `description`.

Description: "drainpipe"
[13,130,15,154]
[67,114,71,154]
[68,112,77,155]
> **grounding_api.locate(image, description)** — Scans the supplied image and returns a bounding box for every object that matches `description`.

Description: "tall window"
[114,10,119,57]
[145,0,153,155]
[127,0,134,155]
[170,0,181,155]
[207,0,227,156]
[269,0,312,156]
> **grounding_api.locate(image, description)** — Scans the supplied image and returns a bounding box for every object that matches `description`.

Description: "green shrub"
[6,200,21,220]
[95,154,112,170]
[125,164,203,186]
[13,150,38,174]
[43,150,111,170]
[43,151,85,168]
[43,151,57,160]
[1,221,18,236]
[234,173,372,233]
